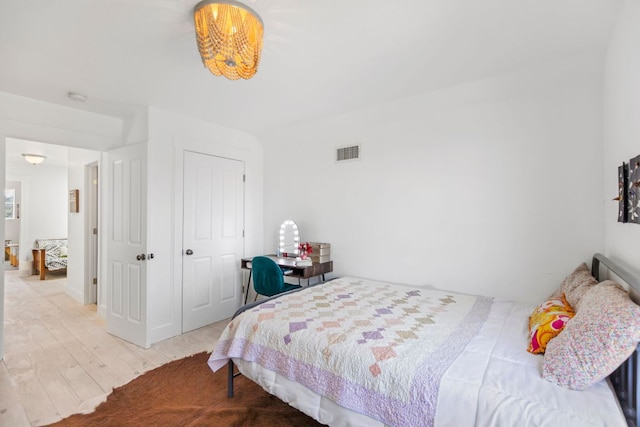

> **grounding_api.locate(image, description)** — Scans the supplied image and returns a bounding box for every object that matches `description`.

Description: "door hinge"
[242,230,245,238]
[243,174,246,182]
[93,228,98,235]
[92,278,97,285]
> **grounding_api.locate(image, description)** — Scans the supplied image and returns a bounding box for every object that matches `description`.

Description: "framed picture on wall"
[618,163,628,223]
[69,189,79,213]
[628,155,640,224]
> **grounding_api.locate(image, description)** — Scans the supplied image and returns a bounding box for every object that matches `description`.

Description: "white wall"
[0,92,122,151]
[604,0,640,276]
[7,164,68,266]
[261,51,606,304]
[146,107,264,344]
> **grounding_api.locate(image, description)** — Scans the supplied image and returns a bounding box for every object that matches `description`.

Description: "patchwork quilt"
[209,277,493,427]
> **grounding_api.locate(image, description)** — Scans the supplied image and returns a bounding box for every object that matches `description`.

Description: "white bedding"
[232,298,626,427]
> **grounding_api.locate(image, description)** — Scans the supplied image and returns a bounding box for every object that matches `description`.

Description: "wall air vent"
[336,144,360,162]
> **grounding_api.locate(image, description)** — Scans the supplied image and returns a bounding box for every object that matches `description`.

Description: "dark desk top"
[242,254,297,267]
[241,255,333,279]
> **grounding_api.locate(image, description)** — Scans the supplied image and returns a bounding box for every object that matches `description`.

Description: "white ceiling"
[0,0,623,138]
[5,138,70,169]
[4,137,101,173]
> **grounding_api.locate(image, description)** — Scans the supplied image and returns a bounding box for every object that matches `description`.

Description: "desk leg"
[227,359,235,398]
[244,270,252,305]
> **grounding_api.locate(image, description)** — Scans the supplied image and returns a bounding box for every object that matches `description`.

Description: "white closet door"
[182,151,244,333]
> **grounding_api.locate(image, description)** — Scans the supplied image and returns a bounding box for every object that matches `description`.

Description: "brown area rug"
[48,352,325,427]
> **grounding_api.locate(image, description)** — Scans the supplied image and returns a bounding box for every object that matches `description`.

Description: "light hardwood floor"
[0,271,229,426]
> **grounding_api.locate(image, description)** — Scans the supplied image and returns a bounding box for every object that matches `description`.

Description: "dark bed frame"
[592,253,640,427]
[227,253,640,427]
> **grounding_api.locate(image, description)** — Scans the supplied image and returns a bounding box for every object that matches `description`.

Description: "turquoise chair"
[252,256,301,300]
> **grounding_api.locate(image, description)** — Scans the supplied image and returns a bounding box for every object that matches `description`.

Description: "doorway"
[4,182,21,271]
[4,138,102,305]
[85,163,99,304]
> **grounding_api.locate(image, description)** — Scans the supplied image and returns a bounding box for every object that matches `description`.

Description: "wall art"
[628,155,640,224]
[617,163,628,223]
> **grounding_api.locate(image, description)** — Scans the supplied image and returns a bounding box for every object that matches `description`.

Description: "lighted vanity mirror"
[279,220,300,257]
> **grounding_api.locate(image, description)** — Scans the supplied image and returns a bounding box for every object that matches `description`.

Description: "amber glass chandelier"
[193,0,264,80]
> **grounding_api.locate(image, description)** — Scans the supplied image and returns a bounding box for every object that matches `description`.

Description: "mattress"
[213,280,626,426]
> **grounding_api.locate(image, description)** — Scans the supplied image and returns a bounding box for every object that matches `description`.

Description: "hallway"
[0,272,227,426]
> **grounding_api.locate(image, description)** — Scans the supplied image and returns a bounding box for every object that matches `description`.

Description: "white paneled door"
[106,143,149,348]
[182,151,244,333]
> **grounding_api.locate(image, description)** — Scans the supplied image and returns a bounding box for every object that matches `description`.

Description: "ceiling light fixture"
[193,0,264,80]
[22,154,47,165]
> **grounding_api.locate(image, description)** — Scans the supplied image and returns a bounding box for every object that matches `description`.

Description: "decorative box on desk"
[309,242,330,264]
[310,242,330,255]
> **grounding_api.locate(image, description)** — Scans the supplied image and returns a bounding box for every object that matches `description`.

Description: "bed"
[208,254,640,426]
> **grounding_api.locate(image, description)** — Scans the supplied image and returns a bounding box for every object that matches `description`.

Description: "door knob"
[136,254,146,261]
[185,249,194,255]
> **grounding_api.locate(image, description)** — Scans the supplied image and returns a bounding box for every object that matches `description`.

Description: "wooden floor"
[0,271,229,426]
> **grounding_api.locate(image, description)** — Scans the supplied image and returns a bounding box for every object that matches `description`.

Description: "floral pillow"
[527,294,574,354]
[542,280,640,390]
[548,263,598,311]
